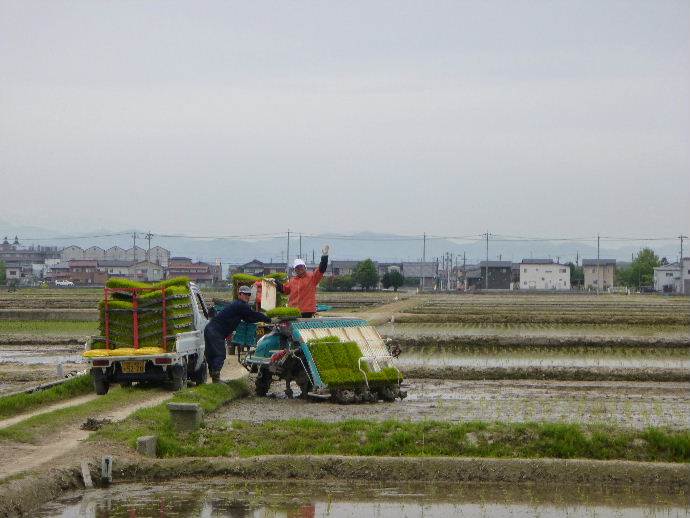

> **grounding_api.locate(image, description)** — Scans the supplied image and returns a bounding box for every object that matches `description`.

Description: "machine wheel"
[378,386,397,402]
[332,389,357,405]
[296,371,313,399]
[255,367,272,397]
[192,360,208,385]
[170,363,188,391]
[91,368,110,396]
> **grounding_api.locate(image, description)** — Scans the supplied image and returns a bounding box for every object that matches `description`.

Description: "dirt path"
[346,294,426,325]
[0,394,98,430]
[0,361,246,481]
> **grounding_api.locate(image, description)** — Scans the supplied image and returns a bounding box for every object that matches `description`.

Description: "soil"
[402,365,690,382]
[0,362,246,481]
[214,378,690,430]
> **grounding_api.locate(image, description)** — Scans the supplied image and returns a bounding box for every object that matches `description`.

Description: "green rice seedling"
[265,307,301,319]
[95,278,194,350]
[307,336,400,388]
[105,277,190,290]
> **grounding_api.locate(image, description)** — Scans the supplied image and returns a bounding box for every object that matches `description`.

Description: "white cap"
[293,258,306,268]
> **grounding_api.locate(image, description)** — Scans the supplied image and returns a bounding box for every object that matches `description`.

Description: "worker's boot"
[210,371,222,384]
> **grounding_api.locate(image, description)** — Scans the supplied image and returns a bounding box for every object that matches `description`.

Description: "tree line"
[319,259,405,292]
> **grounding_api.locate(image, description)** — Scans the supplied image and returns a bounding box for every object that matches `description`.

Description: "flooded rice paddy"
[378,322,690,338]
[33,479,690,517]
[396,350,690,370]
[0,344,84,365]
[218,378,690,429]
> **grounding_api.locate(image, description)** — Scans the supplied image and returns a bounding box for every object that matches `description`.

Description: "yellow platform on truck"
[83,347,167,358]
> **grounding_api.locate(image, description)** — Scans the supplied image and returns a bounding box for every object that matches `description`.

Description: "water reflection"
[34,480,689,517]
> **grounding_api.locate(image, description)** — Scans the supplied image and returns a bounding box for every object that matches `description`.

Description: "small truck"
[83,280,210,394]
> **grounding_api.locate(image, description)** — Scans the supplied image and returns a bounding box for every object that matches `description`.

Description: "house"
[582,259,616,290]
[97,260,134,277]
[377,262,402,277]
[520,259,571,290]
[148,246,170,267]
[65,260,107,285]
[128,261,164,282]
[4,261,33,285]
[84,246,106,260]
[463,266,482,290]
[473,261,513,290]
[401,262,437,290]
[327,260,365,277]
[46,262,71,282]
[234,260,287,276]
[60,245,84,261]
[0,238,60,283]
[167,257,221,285]
[682,258,690,295]
[653,263,681,293]
[105,246,128,261]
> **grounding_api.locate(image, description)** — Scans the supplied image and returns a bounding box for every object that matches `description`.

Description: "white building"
[682,258,690,295]
[148,246,170,267]
[519,259,571,290]
[60,245,84,261]
[653,263,681,293]
[128,261,164,282]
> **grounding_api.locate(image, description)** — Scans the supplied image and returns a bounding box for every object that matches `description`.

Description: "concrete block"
[80,460,93,489]
[136,435,157,457]
[167,402,203,432]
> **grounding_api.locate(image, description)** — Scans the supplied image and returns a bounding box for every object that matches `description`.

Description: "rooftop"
[582,259,617,266]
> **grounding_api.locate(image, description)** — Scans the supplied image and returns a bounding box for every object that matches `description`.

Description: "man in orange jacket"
[276,245,329,317]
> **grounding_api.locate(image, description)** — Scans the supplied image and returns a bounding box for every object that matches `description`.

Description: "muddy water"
[397,351,690,370]
[379,322,690,338]
[33,479,689,517]
[0,344,84,365]
[217,379,690,429]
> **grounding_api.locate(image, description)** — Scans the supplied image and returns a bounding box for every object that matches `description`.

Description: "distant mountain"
[1,222,683,267]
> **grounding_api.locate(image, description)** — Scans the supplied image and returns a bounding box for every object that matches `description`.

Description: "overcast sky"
[1,1,688,239]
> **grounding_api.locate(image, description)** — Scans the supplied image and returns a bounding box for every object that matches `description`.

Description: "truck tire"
[91,368,110,396]
[192,361,208,385]
[170,364,187,391]
[255,367,272,397]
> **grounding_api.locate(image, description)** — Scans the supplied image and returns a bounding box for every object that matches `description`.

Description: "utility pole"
[597,234,601,295]
[312,249,315,264]
[299,233,302,259]
[419,233,426,292]
[680,235,688,294]
[145,231,153,262]
[286,230,290,275]
[483,231,490,290]
[132,232,137,261]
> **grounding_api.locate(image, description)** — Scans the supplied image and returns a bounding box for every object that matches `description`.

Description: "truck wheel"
[170,364,187,391]
[255,367,272,397]
[91,368,110,396]
[192,361,208,385]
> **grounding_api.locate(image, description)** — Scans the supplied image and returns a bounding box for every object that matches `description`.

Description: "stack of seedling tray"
[231,272,288,306]
[91,277,193,352]
[307,336,401,389]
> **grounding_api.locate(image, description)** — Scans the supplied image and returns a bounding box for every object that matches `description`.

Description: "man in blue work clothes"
[204,285,271,383]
